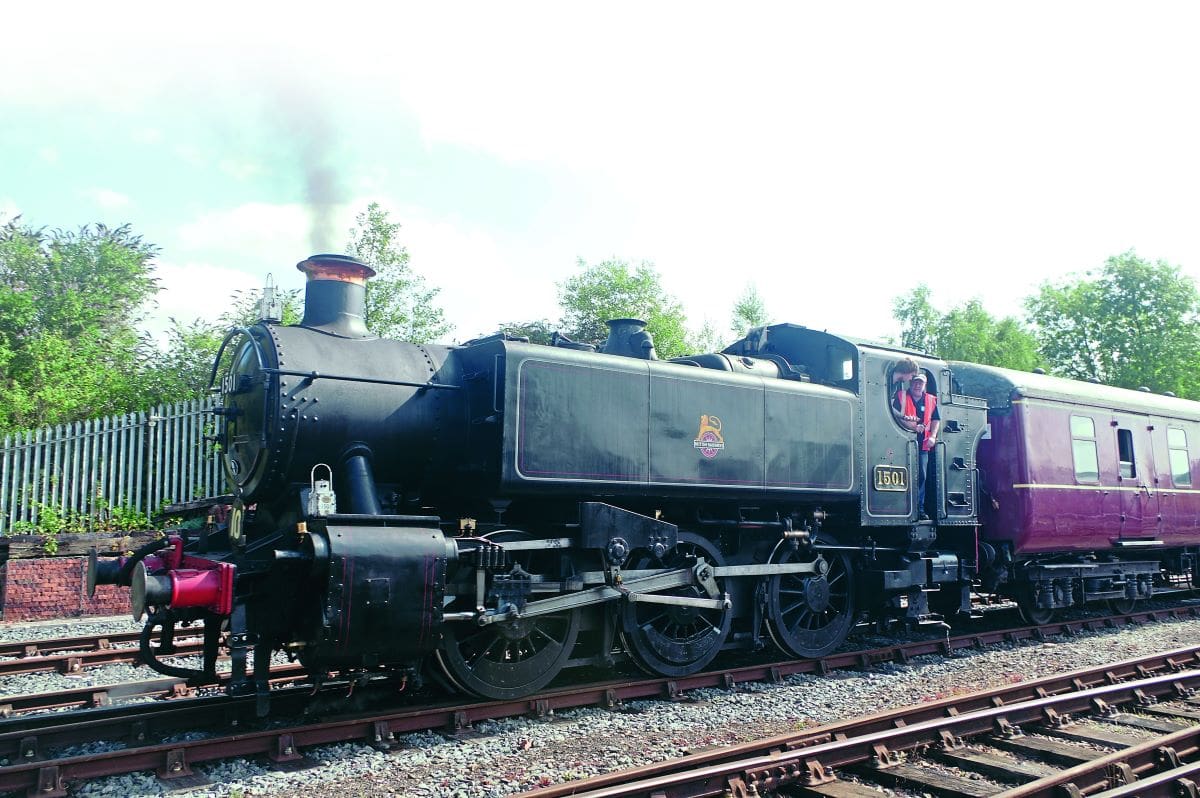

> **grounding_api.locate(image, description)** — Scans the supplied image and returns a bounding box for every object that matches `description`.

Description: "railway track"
[0,665,308,717]
[2,602,1197,718]
[0,631,203,677]
[518,647,1200,797]
[0,630,144,659]
[3,605,1200,796]
[1,592,1194,677]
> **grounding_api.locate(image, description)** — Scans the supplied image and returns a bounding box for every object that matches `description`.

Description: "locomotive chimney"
[600,318,657,360]
[296,254,376,338]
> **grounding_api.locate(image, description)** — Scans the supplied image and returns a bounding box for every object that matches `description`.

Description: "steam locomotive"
[89,254,1200,714]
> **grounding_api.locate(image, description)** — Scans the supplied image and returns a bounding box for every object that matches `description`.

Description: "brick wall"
[0,557,130,622]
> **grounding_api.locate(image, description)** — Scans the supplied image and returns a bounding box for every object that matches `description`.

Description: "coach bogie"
[1009,559,1158,624]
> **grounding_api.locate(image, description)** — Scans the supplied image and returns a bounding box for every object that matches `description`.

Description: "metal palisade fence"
[0,399,224,534]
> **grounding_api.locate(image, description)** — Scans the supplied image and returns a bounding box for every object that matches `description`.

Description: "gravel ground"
[2,610,1188,798]
[0,616,300,709]
[0,616,150,698]
[0,615,143,645]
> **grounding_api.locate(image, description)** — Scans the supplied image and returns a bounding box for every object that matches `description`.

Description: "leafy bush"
[4,499,154,538]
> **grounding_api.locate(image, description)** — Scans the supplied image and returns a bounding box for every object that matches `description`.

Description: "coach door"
[1148,420,1182,540]
[1112,413,1159,541]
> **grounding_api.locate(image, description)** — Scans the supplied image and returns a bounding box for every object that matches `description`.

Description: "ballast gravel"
[12,610,1194,798]
[0,617,299,704]
[0,615,143,646]
[0,617,149,699]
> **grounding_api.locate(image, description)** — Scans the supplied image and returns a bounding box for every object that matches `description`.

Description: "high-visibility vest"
[895,389,937,448]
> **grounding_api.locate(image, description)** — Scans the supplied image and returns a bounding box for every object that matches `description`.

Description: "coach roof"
[950,361,1200,420]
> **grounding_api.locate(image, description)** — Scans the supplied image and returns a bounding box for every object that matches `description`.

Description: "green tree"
[557,258,690,359]
[0,218,160,432]
[891,284,1041,371]
[142,318,229,403]
[1025,251,1200,396]
[139,284,306,405]
[347,203,452,342]
[892,284,941,354]
[219,286,303,328]
[730,284,770,337]
[938,300,1042,371]
[497,319,556,346]
[689,319,726,354]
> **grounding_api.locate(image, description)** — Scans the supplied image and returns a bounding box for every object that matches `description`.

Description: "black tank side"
[496,343,857,501]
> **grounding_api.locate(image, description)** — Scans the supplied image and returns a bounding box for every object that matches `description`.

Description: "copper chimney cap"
[296,253,376,285]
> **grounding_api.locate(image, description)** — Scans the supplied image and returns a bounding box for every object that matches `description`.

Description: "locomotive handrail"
[206,326,265,393]
[262,368,460,391]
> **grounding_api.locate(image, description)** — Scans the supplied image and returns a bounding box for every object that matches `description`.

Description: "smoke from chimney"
[266,81,346,253]
[304,158,339,253]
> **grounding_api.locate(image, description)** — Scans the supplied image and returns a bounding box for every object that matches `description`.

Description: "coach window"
[1070,415,1099,483]
[1168,427,1192,486]
[1117,428,1136,479]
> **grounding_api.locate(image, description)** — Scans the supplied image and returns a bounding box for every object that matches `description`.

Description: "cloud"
[162,202,326,338]
[176,202,315,269]
[394,212,524,340]
[218,159,264,181]
[0,198,19,222]
[81,188,132,210]
[7,3,1200,350]
[161,197,529,343]
[143,259,263,346]
[132,127,162,145]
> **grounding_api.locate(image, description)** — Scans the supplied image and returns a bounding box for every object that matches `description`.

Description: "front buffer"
[92,516,456,715]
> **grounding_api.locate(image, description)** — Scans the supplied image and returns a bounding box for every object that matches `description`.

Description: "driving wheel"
[435,530,581,699]
[765,534,855,658]
[619,532,732,677]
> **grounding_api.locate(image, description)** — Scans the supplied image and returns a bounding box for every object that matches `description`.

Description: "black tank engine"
[92,253,986,713]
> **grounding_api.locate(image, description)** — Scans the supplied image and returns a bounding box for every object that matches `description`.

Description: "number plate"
[874,464,908,492]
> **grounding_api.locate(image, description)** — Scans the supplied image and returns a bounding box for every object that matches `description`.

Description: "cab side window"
[1169,427,1192,487]
[1070,415,1099,483]
[887,367,907,425]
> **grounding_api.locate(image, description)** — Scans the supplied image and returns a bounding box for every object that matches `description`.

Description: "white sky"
[2,2,1198,346]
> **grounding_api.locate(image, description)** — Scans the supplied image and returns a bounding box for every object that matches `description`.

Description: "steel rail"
[0,664,307,719]
[0,603,1195,720]
[0,630,143,658]
[1,595,1195,673]
[1,676,192,717]
[520,668,1200,798]
[516,645,1200,798]
[995,723,1200,797]
[0,638,207,677]
[0,602,1195,693]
